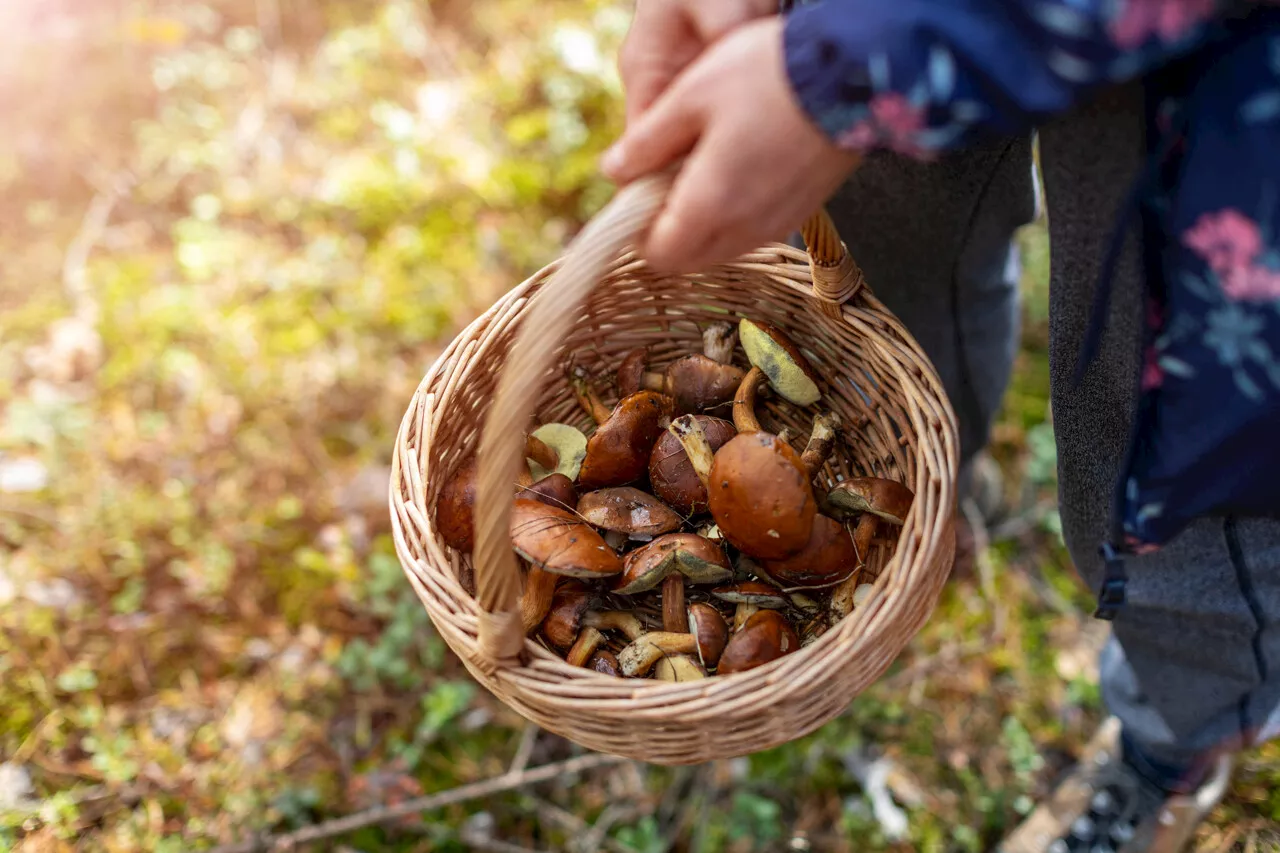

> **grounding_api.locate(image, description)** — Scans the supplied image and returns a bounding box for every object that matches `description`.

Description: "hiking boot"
[997,717,1234,853]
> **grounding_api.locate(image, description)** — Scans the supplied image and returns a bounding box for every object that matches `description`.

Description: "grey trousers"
[825,82,1280,770]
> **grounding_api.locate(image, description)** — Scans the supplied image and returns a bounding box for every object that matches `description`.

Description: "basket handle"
[471,173,866,666]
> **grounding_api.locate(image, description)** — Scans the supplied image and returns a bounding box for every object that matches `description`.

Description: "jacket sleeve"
[783,0,1249,157]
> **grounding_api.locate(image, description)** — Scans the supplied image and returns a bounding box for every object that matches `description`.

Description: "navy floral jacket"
[783,0,1280,615]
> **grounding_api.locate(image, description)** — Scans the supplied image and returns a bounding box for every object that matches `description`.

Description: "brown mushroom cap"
[664,355,745,415]
[762,514,858,588]
[517,473,578,512]
[588,650,621,676]
[578,391,675,490]
[528,423,588,482]
[577,487,683,539]
[687,603,729,669]
[708,432,816,560]
[711,581,789,609]
[510,498,623,579]
[826,477,915,524]
[738,319,821,406]
[649,416,736,515]
[540,582,595,651]
[614,533,733,594]
[438,458,478,552]
[716,610,800,675]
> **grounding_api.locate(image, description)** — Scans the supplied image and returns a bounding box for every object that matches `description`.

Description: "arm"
[783,0,1250,157]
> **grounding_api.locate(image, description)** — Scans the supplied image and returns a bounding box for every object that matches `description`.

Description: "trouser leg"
[1040,81,1280,777]
[823,138,1035,487]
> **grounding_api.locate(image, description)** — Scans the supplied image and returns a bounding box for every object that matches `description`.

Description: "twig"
[529,798,636,853]
[575,804,635,853]
[509,724,539,775]
[206,753,627,853]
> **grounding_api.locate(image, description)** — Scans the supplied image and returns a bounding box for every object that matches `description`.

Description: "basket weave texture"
[390,176,958,765]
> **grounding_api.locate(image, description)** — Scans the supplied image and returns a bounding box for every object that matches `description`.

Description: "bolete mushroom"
[510,498,623,632]
[662,574,689,634]
[707,431,817,560]
[582,609,646,642]
[826,477,915,562]
[572,373,674,490]
[613,533,733,595]
[588,650,621,677]
[527,423,588,482]
[540,582,595,652]
[650,415,736,515]
[618,631,698,677]
[687,602,729,669]
[439,440,553,553]
[761,514,857,588]
[654,654,707,682]
[577,487,683,541]
[516,473,578,511]
[712,581,789,631]
[738,318,821,406]
[616,323,745,414]
[831,580,878,622]
[799,413,842,477]
[717,610,800,675]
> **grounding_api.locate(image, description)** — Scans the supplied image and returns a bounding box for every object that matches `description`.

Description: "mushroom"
[613,533,733,594]
[707,431,817,560]
[760,514,857,588]
[617,632,698,677]
[615,323,745,414]
[572,372,675,490]
[662,574,688,634]
[577,487,683,541]
[825,477,915,563]
[510,498,623,632]
[437,458,480,553]
[516,473,578,512]
[737,318,821,406]
[799,413,842,477]
[687,603,729,669]
[540,582,595,652]
[716,610,800,675]
[588,650,621,677]
[712,581,789,632]
[582,609,647,642]
[650,415,737,515]
[527,423,588,482]
[831,580,878,623]
[654,654,707,681]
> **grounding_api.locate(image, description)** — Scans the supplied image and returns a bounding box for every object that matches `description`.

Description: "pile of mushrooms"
[434,319,917,680]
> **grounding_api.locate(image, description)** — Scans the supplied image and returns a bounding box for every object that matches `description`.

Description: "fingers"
[618,0,698,125]
[643,129,744,272]
[602,72,703,183]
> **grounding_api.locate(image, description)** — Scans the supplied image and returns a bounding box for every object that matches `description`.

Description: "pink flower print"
[1221,264,1280,302]
[1125,534,1163,556]
[1110,0,1218,49]
[1183,209,1263,274]
[837,93,926,157]
[1141,346,1163,390]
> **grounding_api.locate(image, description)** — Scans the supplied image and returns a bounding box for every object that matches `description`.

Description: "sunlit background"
[0,2,1276,851]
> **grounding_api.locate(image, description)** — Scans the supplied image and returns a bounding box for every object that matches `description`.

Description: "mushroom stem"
[667,415,714,489]
[702,322,738,365]
[662,574,688,633]
[583,610,646,642]
[603,529,628,552]
[852,512,878,566]
[831,577,874,622]
[642,372,666,391]
[618,632,698,677]
[800,413,843,477]
[566,627,606,667]
[732,367,767,433]
[570,371,612,426]
[525,434,558,473]
[520,568,560,634]
[733,602,760,633]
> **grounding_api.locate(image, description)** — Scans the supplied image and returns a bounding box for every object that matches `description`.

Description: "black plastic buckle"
[1093,542,1127,621]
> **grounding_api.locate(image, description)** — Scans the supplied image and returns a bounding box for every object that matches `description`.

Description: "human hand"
[603,17,862,274]
[618,0,778,125]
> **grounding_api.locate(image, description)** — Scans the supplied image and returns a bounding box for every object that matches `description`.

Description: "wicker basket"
[390,175,958,765]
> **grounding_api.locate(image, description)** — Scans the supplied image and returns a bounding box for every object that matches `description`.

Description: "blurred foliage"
[0,1,1277,852]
